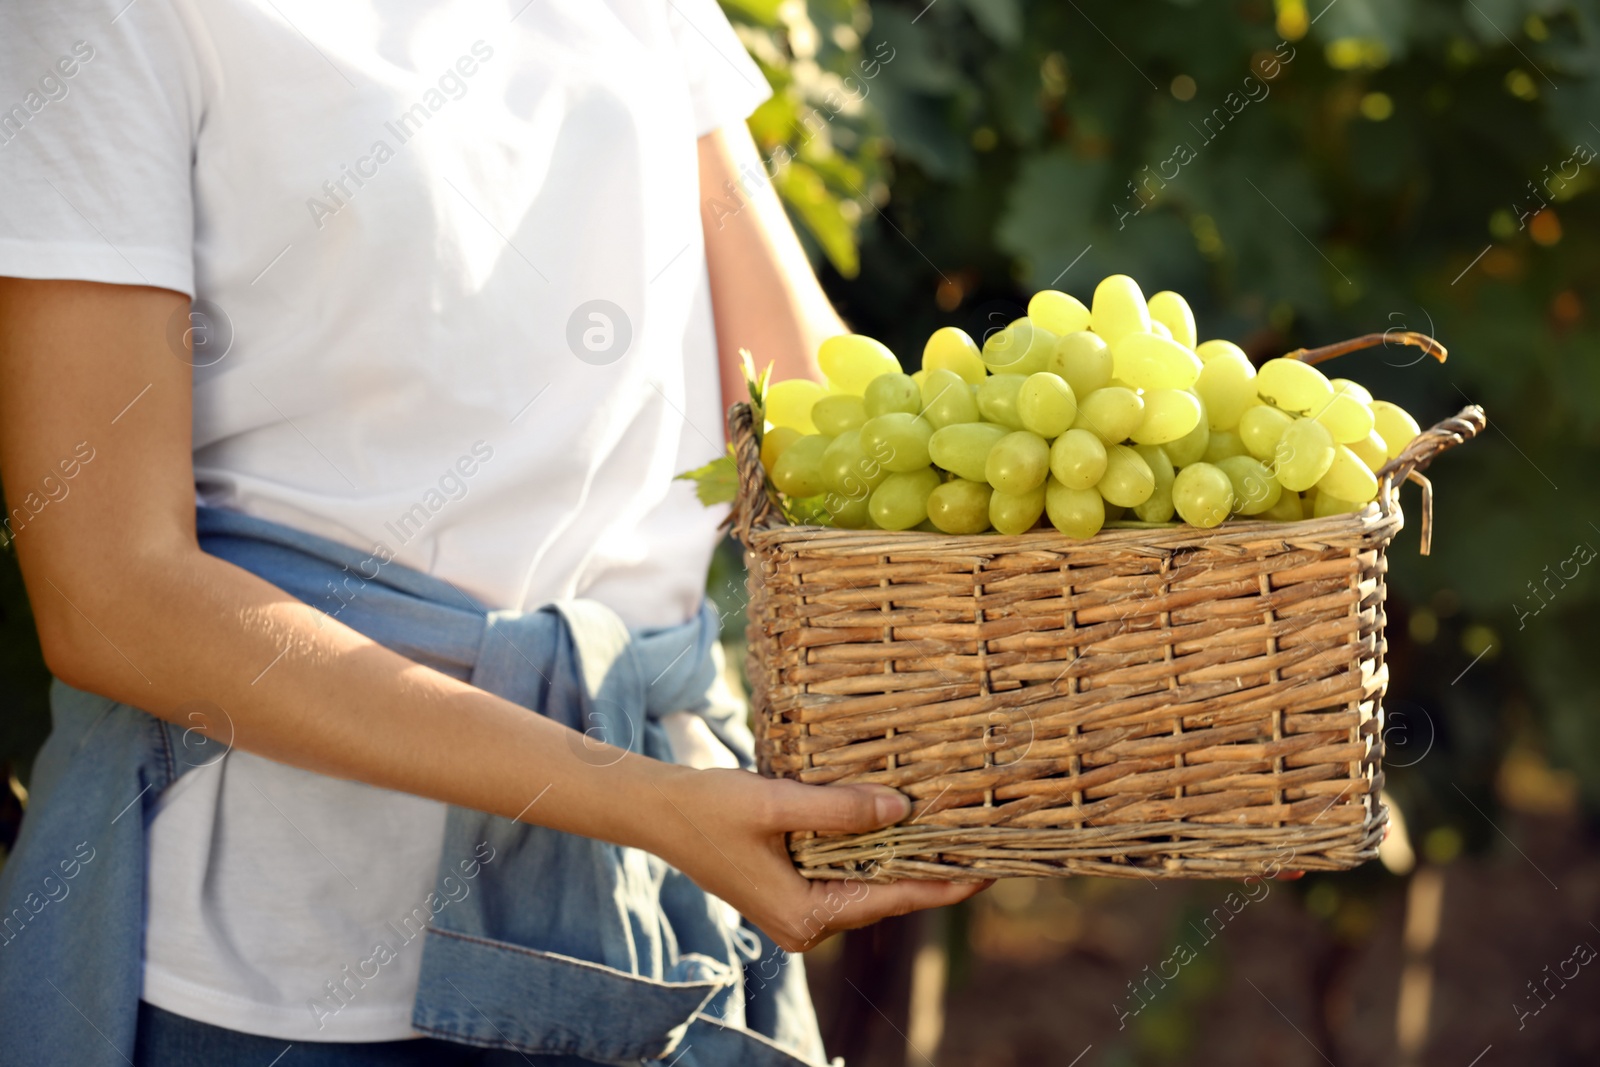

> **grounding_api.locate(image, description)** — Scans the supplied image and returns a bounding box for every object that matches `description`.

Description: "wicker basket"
[730,391,1484,882]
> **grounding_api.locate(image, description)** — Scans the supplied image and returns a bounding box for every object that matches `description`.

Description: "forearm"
[698,124,846,411]
[40,542,691,857]
[3,276,982,953]
[0,280,680,860]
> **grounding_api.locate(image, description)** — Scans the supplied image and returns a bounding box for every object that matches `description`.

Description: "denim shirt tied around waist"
[0,505,829,1067]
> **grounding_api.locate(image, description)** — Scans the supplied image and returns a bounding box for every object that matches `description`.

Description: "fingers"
[848,877,992,922]
[770,779,912,834]
[768,877,992,953]
[1273,869,1305,881]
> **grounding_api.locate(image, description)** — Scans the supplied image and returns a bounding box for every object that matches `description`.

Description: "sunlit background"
[707,0,1600,1062]
[4,0,1599,1063]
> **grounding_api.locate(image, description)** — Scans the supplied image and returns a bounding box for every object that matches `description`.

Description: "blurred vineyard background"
[3,0,1599,1063]
[709,0,1600,1063]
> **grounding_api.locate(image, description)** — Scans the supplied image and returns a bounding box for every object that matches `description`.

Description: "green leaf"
[717,0,783,27]
[775,161,862,277]
[741,349,773,432]
[675,450,740,506]
[781,494,828,526]
[956,0,1022,46]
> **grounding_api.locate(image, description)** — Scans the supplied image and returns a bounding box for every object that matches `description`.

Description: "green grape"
[1073,386,1144,443]
[821,430,889,498]
[760,426,801,475]
[1163,412,1211,467]
[1130,388,1202,445]
[913,519,941,533]
[1111,332,1203,390]
[864,372,923,418]
[1215,455,1281,516]
[868,468,942,530]
[771,433,833,497]
[1316,445,1379,503]
[1195,339,1249,364]
[1370,400,1422,459]
[989,483,1047,535]
[1045,478,1105,538]
[1132,444,1176,522]
[1090,274,1151,344]
[1349,430,1388,472]
[1027,289,1091,337]
[920,368,981,428]
[1193,343,1256,430]
[1048,331,1114,398]
[820,430,863,495]
[1329,378,1373,404]
[1097,444,1155,508]
[765,379,826,433]
[1262,489,1304,522]
[1255,357,1334,415]
[923,327,987,385]
[1149,321,1173,340]
[986,430,1051,495]
[1311,490,1365,518]
[1202,429,1247,463]
[1312,388,1376,444]
[929,422,1010,482]
[1017,372,1078,438]
[860,413,934,473]
[1273,417,1336,492]
[981,318,1058,375]
[811,394,868,437]
[1049,428,1108,490]
[976,373,1028,429]
[818,334,901,395]
[1147,290,1197,349]
[927,479,993,534]
[1171,462,1234,528]
[1239,405,1294,461]
[818,491,873,529]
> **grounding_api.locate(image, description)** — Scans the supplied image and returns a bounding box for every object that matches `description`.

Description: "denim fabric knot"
[0,506,828,1067]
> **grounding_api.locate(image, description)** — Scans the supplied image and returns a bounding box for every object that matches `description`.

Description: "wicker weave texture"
[733,404,1485,882]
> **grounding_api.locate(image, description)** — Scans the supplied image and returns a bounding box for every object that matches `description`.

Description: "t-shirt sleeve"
[663,0,772,137]
[0,0,204,297]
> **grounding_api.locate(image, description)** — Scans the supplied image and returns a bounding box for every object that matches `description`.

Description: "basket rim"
[741,500,1401,556]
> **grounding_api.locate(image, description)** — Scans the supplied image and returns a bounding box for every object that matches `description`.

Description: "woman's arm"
[698,123,846,406]
[0,278,979,952]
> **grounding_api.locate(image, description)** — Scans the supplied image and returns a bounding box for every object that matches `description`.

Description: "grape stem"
[1283,331,1447,367]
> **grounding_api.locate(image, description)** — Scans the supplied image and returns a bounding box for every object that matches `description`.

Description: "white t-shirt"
[0,0,766,1042]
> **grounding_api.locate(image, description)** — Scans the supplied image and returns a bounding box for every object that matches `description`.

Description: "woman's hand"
[650,767,988,953]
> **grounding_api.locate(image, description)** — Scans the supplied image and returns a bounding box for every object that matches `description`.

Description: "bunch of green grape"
[758,275,1424,538]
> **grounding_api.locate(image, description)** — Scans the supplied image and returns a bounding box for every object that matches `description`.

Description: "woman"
[0,2,983,1063]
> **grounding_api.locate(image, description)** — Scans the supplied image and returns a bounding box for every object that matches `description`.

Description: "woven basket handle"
[1282,329,1448,367]
[1282,330,1481,555]
[1373,404,1485,555]
[728,401,778,543]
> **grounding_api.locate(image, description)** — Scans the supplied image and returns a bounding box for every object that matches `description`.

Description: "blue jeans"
[133,1002,606,1066]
